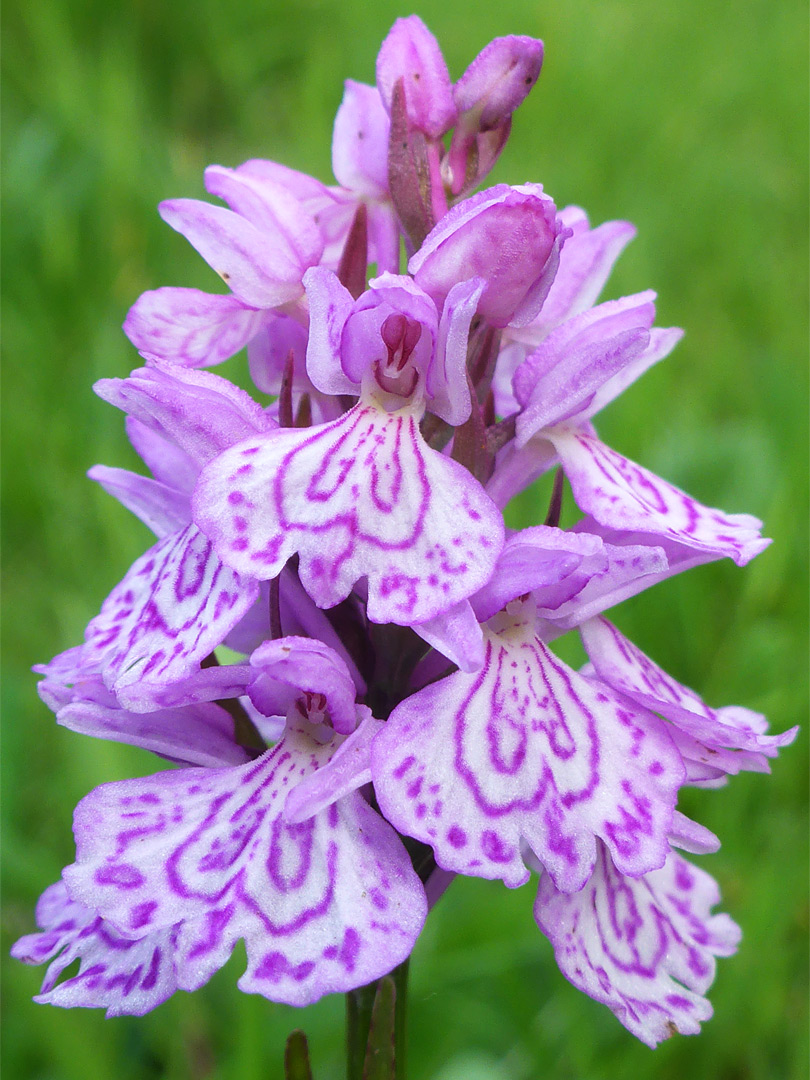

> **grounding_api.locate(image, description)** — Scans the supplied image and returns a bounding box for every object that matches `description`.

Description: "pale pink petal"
[514,292,656,444]
[535,846,741,1047]
[95,363,270,468]
[88,466,190,539]
[376,16,457,138]
[471,526,601,623]
[577,326,684,421]
[410,599,485,672]
[83,524,259,708]
[58,696,250,768]
[193,399,504,624]
[303,267,359,395]
[284,709,383,823]
[428,277,485,426]
[548,427,770,566]
[125,418,199,494]
[159,199,306,309]
[64,724,427,1007]
[539,212,637,328]
[204,165,323,269]
[581,617,798,756]
[372,619,683,891]
[248,636,360,736]
[332,80,390,196]
[124,287,268,367]
[12,881,180,1017]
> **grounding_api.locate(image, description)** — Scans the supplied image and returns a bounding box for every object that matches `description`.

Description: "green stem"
[346,959,409,1080]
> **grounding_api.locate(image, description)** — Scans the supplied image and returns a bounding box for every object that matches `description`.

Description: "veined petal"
[204,166,323,269]
[548,426,770,566]
[64,724,427,1006]
[159,199,305,309]
[95,363,270,469]
[84,524,258,708]
[372,618,683,891]
[513,292,656,444]
[12,881,180,1017]
[88,466,191,539]
[193,399,504,624]
[581,617,798,756]
[535,845,741,1047]
[124,287,268,368]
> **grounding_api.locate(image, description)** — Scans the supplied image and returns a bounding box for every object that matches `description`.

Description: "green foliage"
[2,0,807,1077]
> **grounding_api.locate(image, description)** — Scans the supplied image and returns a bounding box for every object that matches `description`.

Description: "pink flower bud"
[410,184,568,328]
[454,36,543,131]
[376,16,457,138]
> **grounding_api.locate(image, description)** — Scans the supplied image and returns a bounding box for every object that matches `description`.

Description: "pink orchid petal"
[471,526,601,623]
[535,846,741,1047]
[485,436,558,510]
[249,636,360,736]
[548,427,770,566]
[118,663,253,712]
[367,203,401,275]
[95,363,270,468]
[534,541,669,635]
[193,398,504,624]
[124,287,268,368]
[372,618,683,891]
[64,724,426,1006]
[581,617,798,756]
[513,292,656,444]
[410,184,563,329]
[159,199,305,309]
[88,466,191,539]
[247,313,310,395]
[453,36,543,128]
[578,326,684,421]
[332,80,391,196]
[429,277,485,426]
[204,165,323,269]
[12,881,180,1017]
[125,418,199,494]
[58,696,250,768]
[539,211,637,328]
[303,267,360,395]
[83,524,258,708]
[410,599,485,673]
[342,272,438,388]
[668,810,720,855]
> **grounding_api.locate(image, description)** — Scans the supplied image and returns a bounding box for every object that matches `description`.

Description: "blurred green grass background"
[2,0,807,1077]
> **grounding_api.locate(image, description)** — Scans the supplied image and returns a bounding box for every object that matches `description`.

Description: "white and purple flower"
[15,14,794,1054]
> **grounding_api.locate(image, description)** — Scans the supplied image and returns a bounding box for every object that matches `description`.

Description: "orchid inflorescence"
[14,15,795,1052]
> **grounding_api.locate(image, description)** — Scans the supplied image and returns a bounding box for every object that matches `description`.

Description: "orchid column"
[13,14,795,1078]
